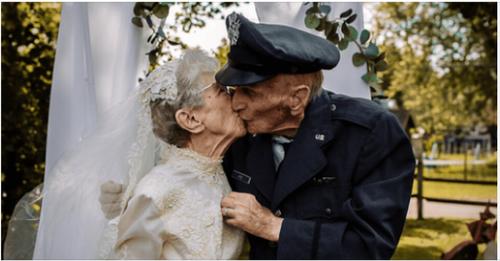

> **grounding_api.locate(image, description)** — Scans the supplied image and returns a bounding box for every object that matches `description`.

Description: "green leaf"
[327,31,340,44]
[142,2,155,9]
[341,23,350,38]
[167,39,180,45]
[361,72,377,85]
[316,19,326,31]
[182,20,192,32]
[152,5,169,19]
[347,26,358,41]
[338,38,349,50]
[305,14,320,29]
[360,29,370,45]
[365,43,379,58]
[319,5,331,16]
[131,17,143,28]
[148,52,156,65]
[324,21,334,36]
[345,14,357,24]
[352,53,366,67]
[306,5,319,15]
[340,8,353,18]
[133,3,144,16]
[375,60,389,71]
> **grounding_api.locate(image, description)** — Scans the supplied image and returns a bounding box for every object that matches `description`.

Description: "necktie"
[272,135,293,171]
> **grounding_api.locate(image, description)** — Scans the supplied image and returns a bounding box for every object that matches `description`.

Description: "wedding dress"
[102,144,244,259]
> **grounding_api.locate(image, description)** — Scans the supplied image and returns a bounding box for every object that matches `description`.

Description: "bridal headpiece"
[139,61,179,104]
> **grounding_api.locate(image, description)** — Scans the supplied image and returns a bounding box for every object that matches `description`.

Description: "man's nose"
[231,89,246,112]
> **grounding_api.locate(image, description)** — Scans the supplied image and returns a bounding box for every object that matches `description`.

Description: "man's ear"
[288,85,311,117]
[175,108,205,134]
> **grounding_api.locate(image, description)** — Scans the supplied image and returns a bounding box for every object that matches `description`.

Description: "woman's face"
[195,73,247,139]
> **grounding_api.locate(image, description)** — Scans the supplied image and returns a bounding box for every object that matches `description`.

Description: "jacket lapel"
[246,134,276,204]
[271,91,342,209]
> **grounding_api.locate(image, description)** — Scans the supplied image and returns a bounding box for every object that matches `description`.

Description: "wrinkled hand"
[221,192,283,242]
[99,180,123,219]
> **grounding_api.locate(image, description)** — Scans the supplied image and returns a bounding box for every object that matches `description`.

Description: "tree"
[1,2,62,244]
[371,2,496,136]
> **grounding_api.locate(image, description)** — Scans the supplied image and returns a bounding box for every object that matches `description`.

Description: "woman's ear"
[288,85,311,117]
[175,108,205,134]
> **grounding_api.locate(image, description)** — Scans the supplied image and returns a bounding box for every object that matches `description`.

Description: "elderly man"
[216,13,415,259]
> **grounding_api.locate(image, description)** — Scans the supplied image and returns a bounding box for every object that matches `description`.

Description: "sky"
[169,2,375,55]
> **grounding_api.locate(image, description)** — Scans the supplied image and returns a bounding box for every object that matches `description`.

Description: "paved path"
[406,198,497,219]
[422,159,487,166]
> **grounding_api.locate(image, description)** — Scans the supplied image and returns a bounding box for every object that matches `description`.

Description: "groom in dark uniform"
[217,13,415,259]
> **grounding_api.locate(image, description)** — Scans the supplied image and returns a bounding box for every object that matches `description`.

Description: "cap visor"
[215,63,276,86]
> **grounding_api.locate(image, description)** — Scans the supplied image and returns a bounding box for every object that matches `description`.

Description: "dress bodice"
[109,145,245,259]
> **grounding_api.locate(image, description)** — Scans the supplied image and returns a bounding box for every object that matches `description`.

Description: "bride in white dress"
[34,49,245,259]
[105,49,246,259]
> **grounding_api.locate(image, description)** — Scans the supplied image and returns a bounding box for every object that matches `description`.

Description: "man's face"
[229,75,291,135]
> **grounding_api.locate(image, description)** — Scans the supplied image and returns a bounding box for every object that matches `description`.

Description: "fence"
[412,154,497,220]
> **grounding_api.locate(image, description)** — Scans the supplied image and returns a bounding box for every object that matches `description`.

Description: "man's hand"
[99,180,123,219]
[221,192,283,242]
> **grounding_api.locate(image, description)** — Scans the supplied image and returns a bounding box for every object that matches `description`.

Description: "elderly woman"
[106,49,246,259]
[33,49,245,260]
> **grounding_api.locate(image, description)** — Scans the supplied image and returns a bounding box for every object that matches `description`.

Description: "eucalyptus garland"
[304,3,388,97]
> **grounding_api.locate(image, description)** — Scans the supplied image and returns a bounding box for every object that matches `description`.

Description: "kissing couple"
[34,13,415,259]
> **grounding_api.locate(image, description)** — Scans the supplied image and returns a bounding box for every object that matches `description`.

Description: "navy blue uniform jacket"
[223,90,415,259]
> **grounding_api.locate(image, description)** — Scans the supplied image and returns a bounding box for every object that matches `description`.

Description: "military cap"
[215,12,341,86]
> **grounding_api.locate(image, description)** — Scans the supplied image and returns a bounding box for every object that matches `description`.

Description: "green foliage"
[213,38,230,67]
[131,2,241,70]
[1,2,61,244]
[372,2,497,135]
[304,3,389,96]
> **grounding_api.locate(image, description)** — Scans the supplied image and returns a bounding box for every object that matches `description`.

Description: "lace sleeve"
[112,194,167,259]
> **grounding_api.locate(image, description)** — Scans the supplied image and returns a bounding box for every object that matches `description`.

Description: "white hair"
[151,49,219,147]
[175,48,218,107]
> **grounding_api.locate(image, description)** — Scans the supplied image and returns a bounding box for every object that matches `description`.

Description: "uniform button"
[325,208,333,215]
[330,104,337,111]
[274,209,282,217]
[268,241,278,248]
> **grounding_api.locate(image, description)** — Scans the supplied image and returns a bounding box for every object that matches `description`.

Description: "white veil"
[33,61,179,259]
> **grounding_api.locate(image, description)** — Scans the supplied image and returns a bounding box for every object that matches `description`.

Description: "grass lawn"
[393,218,491,259]
[424,163,497,182]
[412,181,497,201]
[416,153,497,201]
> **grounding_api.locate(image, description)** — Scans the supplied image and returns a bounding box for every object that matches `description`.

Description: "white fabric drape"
[35,2,150,259]
[43,2,149,181]
[254,2,370,99]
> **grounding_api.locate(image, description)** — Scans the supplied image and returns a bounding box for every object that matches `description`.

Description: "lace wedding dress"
[100,144,244,259]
